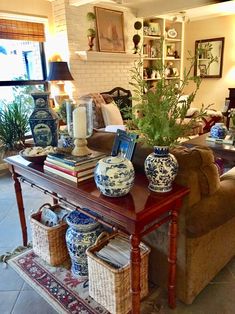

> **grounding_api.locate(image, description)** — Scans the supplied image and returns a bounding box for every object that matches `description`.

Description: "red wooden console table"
[6,155,189,313]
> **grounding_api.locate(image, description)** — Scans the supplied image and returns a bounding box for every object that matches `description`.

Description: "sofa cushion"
[89,93,106,129]
[101,101,124,126]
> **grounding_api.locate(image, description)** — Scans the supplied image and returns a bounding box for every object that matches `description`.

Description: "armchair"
[88,131,235,305]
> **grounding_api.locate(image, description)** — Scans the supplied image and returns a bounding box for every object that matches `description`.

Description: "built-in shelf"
[75,51,139,62]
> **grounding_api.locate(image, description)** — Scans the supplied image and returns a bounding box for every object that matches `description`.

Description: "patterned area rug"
[9,249,165,314]
[9,249,109,314]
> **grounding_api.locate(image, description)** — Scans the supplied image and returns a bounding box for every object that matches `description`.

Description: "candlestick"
[72,104,92,156]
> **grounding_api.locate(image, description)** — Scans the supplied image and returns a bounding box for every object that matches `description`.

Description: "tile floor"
[1,169,235,313]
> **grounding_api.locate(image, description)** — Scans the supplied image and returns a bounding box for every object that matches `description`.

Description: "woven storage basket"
[86,232,150,314]
[30,203,69,266]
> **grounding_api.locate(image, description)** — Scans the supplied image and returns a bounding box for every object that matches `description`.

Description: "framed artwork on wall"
[111,129,138,161]
[95,6,125,53]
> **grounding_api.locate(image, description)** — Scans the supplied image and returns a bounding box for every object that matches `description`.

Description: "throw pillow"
[101,102,124,126]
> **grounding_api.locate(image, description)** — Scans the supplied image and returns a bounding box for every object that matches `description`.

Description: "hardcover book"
[45,157,99,171]
[44,165,94,183]
[44,160,95,177]
[47,150,106,167]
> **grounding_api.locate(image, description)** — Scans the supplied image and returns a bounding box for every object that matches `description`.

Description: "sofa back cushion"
[101,102,124,126]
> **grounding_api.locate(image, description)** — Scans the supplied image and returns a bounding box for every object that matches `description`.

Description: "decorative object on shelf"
[166,43,176,57]
[111,129,138,161]
[128,42,217,192]
[29,92,59,147]
[86,11,96,51]
[72,97,93,157]
[94,156,135,197]
[210,122,228,139]
[145,146,178,192]
[148,22,161,36]
[167,28,177,38]
[47,61,74,107]
[65,210,101,278]
[133,21,142,54]
[95,6,125,53]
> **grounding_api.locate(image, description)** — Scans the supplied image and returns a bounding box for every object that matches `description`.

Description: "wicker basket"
[30,203,69,266]
[86,232,150,314]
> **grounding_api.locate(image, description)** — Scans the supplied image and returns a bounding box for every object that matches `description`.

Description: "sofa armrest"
[186,179,235,237]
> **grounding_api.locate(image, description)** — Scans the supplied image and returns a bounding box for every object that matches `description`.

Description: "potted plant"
[129,47,216,192]
[86,12,96,51]
[0,102,30,158]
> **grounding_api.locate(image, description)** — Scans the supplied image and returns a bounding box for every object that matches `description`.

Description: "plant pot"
[88,36,95,51]
[144,146,178,193]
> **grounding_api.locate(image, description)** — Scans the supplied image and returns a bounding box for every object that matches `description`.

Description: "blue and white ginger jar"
[144,146,178,193]
[65,210,101,279]
[94,156,135,197]
[210,123,227,139]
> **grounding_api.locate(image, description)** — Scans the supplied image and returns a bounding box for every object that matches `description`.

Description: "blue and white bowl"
[94,156,135,197]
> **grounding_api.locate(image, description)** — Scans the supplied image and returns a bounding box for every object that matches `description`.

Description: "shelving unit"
[142,17,184,88]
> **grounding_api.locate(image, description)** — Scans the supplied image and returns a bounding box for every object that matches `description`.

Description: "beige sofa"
[88,131,235,304]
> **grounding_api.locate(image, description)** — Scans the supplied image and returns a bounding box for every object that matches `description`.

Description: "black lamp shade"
[47,61,74,81]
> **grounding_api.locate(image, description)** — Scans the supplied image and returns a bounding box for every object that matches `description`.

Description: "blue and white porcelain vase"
[29,92,59,147]
[94,156,135,197]
[210,123,228,139]
[65,210,101,279]
[144,146,178,193]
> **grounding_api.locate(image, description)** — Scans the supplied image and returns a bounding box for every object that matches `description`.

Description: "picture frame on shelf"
[95,6,125,53]
[148,22,161,36]
[111,129,138,161]
[166,43,176,57]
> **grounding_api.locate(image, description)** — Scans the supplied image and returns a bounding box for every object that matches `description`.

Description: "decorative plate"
[167,28,177,38]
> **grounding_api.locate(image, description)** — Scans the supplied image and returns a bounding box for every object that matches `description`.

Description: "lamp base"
[71,138,92,157]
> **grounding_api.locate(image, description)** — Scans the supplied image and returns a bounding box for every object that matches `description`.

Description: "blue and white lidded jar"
[94,156,135,197]
[65,210,101,279]
[210,123,228,139]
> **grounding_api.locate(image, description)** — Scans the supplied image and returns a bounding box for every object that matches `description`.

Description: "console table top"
[6,155,189,235]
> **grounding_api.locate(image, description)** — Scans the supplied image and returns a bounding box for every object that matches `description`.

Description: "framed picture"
[199,64,207,76]
[166,43,175,57]
[95,6,125,53]
[111,129,138,161]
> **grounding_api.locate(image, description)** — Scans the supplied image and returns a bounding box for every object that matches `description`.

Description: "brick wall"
[51,0,141,103]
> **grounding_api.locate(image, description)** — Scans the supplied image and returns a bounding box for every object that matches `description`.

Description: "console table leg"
[130,234,141,314]
[12,171,28,246]
[168,207,179,309]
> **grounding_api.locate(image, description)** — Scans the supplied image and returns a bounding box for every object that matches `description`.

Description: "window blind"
[0,19,45,42]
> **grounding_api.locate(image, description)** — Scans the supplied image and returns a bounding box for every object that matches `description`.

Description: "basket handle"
[93,231,110,246]
[36,203,52,213]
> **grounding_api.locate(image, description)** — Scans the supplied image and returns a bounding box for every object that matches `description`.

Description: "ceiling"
[68,0,235,20]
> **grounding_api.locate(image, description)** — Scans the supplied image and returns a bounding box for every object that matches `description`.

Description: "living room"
[1,0,235,313]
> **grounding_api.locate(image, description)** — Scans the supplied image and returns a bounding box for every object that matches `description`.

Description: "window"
[0,18,47,110]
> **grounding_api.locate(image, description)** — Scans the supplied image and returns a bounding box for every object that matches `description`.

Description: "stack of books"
[44,150,106,183]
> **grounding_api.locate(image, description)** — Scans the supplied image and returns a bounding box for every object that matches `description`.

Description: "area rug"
[9,249,109,314]
[9,249,165,314]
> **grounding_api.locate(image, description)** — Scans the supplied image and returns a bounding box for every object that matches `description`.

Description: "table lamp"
[47,61,74,107]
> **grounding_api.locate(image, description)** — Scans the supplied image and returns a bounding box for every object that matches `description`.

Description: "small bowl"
[19,150,47,164]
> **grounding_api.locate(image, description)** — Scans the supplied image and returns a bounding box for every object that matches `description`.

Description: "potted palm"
[129,47,215,192]
[0,102,29,159]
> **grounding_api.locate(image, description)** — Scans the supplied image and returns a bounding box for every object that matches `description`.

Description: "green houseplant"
[128,46,216,192]
[0,102,29,154]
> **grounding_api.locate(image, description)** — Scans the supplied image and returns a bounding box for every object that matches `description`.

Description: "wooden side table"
[6,155,189,313]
